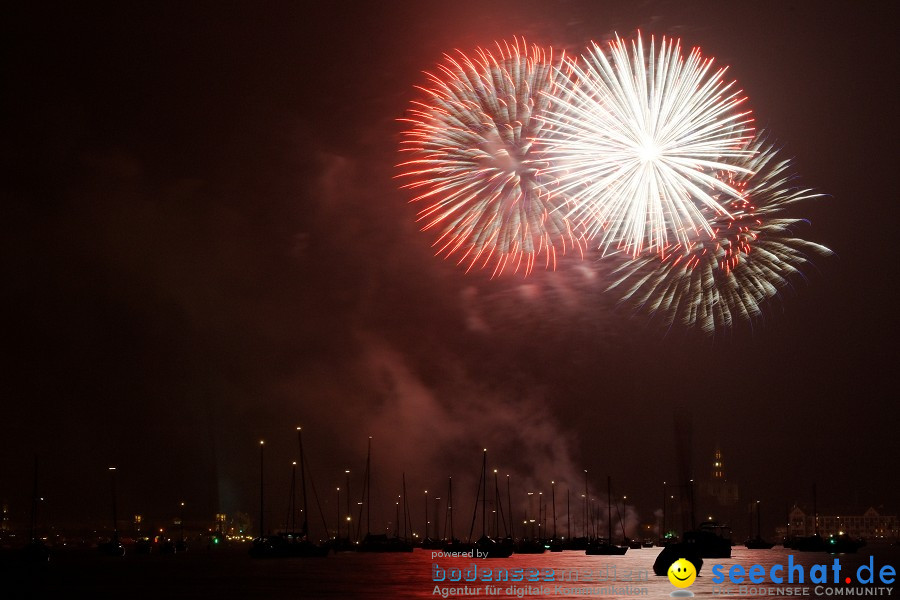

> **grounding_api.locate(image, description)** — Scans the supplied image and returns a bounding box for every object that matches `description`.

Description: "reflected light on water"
[4,545,897,599]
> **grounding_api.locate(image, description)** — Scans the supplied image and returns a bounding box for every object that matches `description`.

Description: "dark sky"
[2,1,898,537]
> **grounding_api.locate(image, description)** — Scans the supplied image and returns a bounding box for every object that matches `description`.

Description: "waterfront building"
[785,506,897,539]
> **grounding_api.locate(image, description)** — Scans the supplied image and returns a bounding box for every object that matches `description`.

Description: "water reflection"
[6,545,897,599]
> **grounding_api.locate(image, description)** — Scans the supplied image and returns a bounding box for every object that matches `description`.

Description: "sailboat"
[357,438,412,552]
[98,466,126,556]
[471,449,512,558]
[421,489,443,550]
[565,471,591,550]
[745,501,775,549]
[683,522,732,558]
[514,476,544,554]
[21,456,50,562]
[250,429,329,558]
[785,484,826,552]
[547,481,563,552]
[285,427,329,556]
[441,476,470,553]
[618,495,642,549]
[585,476,627,555]
[331,468,355,552]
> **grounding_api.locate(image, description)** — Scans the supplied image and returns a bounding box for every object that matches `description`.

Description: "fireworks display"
[397,39,585,277]
[538,33,755,256]
[399,34,831,334]
[606,137,833,335]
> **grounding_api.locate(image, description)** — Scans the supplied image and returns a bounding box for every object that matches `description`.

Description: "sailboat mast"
[551,481,557,540]
[607,475,612,543]
[258,442,264,537]
[493,470,501,539]
[813,483,818,536]
[366,437,372,535]
[662,482,667,545]
[539,493,543,540]
[481,449,487,538]
[345,470,351,541]
[402,473,408,541]
[297,428,309,537]
[30,456,38,543]
[448,476,454,540]
[288,461,297,534]
[584,470,588,539]
[757,500,762,538]
[506,475,512,540]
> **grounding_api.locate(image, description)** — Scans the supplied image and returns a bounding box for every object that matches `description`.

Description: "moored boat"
[585,476,627,556]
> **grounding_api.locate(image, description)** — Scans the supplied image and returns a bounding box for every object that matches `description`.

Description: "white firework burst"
[538,33,755,256]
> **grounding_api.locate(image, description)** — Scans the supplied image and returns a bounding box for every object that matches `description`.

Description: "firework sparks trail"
[606,136,833,335]
[537,33,756,257]
[397,38,585,277]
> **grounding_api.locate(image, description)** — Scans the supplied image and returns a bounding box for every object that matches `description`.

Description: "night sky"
[2,1,898,536]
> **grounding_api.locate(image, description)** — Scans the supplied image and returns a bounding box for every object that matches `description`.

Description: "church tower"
[699,445,739,511]
[712,446,725,480]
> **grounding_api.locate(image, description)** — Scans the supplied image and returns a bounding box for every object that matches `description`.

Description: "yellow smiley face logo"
[667,558,697,588]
